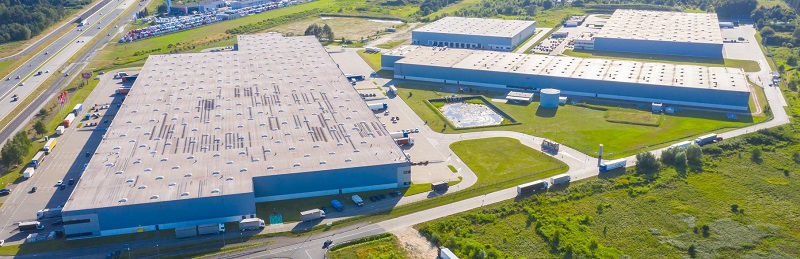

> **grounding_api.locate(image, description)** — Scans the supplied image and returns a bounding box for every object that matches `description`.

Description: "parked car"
[379,194,387,200]
[0,189,10,195]
[322,240,333,249]
[56,180,63,186]
[68,179,75,185]
[30,187,37,193]
[59,185,66,191]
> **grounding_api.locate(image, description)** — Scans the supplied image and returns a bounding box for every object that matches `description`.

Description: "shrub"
[751,148,763,163]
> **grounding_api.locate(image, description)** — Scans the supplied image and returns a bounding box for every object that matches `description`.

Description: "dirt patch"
[391,227,438,259]
[269,17,391,40]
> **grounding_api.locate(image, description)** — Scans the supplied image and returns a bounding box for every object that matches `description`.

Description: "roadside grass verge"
[327,233,407,258]
[605,109,663,127]
[405,177,463,197]
[357,49,382,71]
[448,165,457,172]
[376,39,408,50]
[416,128,800,258]
[562,49,761,72]
[396,83,766,159]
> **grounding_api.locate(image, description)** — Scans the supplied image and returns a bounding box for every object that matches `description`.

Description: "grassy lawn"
[0,231,160,255]
[447,165,457,172]
[527,7,585,28]
[357,49,382,71]
[328,234,407,259]
[405,177,462,197]
[450,138,565,185]
[397,84,766,159]
[416,128,800,258]
[563,49,761,72]
[376,39,408,50]
[750,81,769,113]
[605,109,663,127]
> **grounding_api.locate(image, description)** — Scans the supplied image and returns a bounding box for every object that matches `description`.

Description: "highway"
[0,22,790,259]
[0,0,143,146]
[0,0,146,247]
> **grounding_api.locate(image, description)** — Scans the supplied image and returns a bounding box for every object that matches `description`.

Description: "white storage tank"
[540,88,560,108]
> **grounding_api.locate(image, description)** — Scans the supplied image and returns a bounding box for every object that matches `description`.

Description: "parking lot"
[328,49,458,185]
[0,69,137,245]
[534,15,607,55]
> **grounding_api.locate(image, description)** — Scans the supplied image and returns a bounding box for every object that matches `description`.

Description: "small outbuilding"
[506,91,535,103]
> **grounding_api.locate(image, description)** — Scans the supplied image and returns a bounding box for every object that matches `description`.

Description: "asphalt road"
[0,0,142,144]
[0,0,145,247]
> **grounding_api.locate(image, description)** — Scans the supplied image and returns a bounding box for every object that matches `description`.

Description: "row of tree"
[0,0,90,43]
[635,145,703,174]
[304,23,334,43]
[0,132,32,170]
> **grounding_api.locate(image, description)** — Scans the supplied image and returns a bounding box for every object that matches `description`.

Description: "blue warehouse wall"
[252,162,408,202]
[63,192,255,236]
[394,63,750,110]
[510,22,537,47]
[381,54,405,70]
[593,38,723,59]
[412,32,514,50]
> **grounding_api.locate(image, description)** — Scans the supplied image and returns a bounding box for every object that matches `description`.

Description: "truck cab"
[351,195,364,207]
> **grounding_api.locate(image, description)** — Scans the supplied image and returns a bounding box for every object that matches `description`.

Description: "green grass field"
[450,138,565,184]
[605,109,663,127]
[563,49,762,72]
[376,39,408,50]
[416,127,800,258]
[328,234,407,259]
[397,84,766,159]
[357,49,382,71]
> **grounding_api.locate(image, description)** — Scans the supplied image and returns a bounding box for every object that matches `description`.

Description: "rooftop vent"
[155,176,164,180]
[115,170,124,174]
[119,198,128,203]
[184,173,193,177]
[126,179,134,183]
[211,189,221,194]
[181,192,190,196]
[212,171,220,175]
[150,195,159,200]
[226,177,234,181]
[267,166,275,170]
[138,185,147,189]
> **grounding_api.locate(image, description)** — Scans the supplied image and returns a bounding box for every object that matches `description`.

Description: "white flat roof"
[595,9,723,44]
[64,33,406,211]
[413,17,535,38]
[391,46,748,92]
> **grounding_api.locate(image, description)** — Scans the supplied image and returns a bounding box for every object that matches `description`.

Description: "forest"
[0,0,91,43]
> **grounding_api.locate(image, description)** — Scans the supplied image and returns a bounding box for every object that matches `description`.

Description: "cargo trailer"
[517,180,548,195]
[599,159,627,172]
[300,209,326,222]
[549,173,571,185]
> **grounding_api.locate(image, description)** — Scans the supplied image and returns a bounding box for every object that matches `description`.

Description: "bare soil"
[391,227,438,259]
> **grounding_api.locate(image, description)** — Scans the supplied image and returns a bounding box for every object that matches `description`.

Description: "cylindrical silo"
[539,88,560,108]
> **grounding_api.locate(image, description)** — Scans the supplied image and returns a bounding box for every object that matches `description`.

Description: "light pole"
[126,244,131,259]
[156,244,160,258]
[240,232,243,243]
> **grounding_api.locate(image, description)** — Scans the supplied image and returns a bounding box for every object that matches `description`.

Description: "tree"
[37,108,48,118]
[33,120,46,137]
[0,132,32,168]
[674,151,687,169]
[635,152,661,174]
[714,0,757,18]
[760,26,776,39]
[572,0,585,7]
[660,147,677,165]
[686,145,702,167]
[788,56,798,66]
[688,244,697,258]
[751,148,763,163]
[542,0,553,10]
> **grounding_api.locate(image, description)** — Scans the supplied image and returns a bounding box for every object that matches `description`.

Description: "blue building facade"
[388,62,749,110]
[253,163,412,202]
[593,38,724,59]
[62,193,256,238]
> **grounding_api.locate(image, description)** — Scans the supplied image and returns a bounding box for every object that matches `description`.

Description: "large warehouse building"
[411,17,536,51]
[61,33,411,238]
[577,9,724,58]
[382,46,750,110]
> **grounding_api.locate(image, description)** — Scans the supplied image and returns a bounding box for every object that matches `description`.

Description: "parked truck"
[37,208,62,219]
[63,113,76,128]
[431,181,449,192]
[72,104,83,115]
[395,137,415,146]
[599,158,627,172]
[18,221,44,232]
[30,151,46,169]
[367,103,388,111]
[116,88,131,94]
[331,199,344,212]
[694,134,719,146]
[669,140,693,149]
[351,195,364,207]
[197,223,225,235]
[389,131,409,139]
[56,126,65,135]
[43,138,57,154]
[345,74,365,81]
[517,180,548,195]
[23,167,35,178]
[300,209,326,222]
[549,173,571,186]
[175,226,198,238]
[239,218,265,231]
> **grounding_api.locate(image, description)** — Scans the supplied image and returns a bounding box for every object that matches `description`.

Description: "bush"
[751,148,763,163]
[636,152,661,174]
